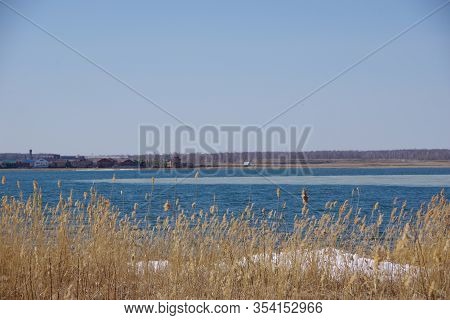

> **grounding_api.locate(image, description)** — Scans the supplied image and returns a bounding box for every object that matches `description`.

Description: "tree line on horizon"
[2,149,450,168]
[135,149,450,167]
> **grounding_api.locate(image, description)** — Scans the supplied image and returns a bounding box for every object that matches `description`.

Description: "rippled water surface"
[1,167,449,227]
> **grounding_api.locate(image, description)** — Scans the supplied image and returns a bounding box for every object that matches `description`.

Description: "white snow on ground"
[314,248,417,278]
[132,260,169,275]
[131,248,418,278]
[239,248,418,278]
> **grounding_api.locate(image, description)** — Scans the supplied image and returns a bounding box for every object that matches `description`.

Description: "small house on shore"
[118,159,138,168]
[70,159,94,168]
[33,159,49,168]
[96,158,116,168]
[49,160,70,168]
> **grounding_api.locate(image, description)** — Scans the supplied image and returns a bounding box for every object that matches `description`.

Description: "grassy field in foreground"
[0,181,448,299]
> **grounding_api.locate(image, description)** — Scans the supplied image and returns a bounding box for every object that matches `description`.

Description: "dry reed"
[0,183,448,299]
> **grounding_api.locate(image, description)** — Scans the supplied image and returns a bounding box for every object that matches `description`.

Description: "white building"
[33,159,49,168]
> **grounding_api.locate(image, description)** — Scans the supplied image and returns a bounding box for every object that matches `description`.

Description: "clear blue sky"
[1,0,449,155]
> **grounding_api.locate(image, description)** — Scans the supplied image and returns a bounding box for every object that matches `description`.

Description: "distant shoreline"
[1,160,450,171]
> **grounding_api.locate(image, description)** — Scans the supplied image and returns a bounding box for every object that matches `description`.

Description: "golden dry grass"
[0,181,448,299]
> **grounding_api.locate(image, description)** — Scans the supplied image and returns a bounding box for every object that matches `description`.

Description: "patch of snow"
[130,248,419,279]
[238,248,419,279]
[131,260,169,275]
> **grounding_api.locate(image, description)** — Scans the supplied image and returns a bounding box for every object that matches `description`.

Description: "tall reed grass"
[0,181,448,299]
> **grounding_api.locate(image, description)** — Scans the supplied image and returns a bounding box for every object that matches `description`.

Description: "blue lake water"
[1,167,449,228]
